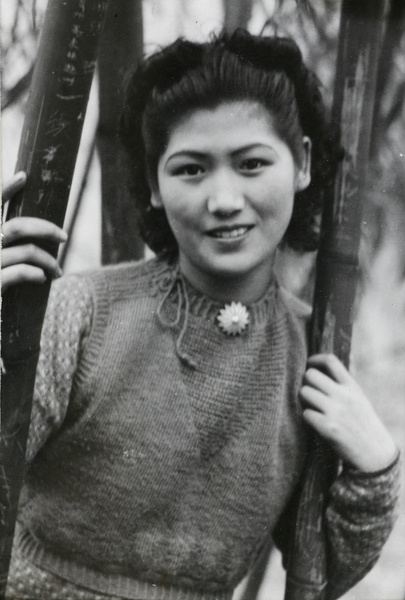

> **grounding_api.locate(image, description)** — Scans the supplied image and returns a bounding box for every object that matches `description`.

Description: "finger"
[306,354,353,386]
[2,217,68,247]
[2,264,48,292]
[299,385,328,413]
[303,367,339,396]
[2,171,27,203]
[2,244,62,278]
[301,408,332,440]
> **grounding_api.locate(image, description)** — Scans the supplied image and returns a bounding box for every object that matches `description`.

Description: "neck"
[178,257,275,305]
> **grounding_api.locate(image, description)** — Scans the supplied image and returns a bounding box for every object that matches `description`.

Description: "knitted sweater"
[12,258,400,600]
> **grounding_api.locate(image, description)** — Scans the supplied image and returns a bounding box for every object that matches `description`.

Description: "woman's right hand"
[2,171,68,292]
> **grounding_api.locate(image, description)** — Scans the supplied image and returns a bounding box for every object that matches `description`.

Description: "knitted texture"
[10,258,401,600]
[325,454,401,599]
[7,540,123,600]
[17,258,309,597]
[25,275,93,462]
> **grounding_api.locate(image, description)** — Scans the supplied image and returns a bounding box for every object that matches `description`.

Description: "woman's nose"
[207,175,245,215]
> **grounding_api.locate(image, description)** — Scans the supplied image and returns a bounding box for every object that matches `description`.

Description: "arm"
[26,273,93,462]
[2,172,93,460]
[325,452,400,599]
[299,354,400,598]
[273,448,400,600]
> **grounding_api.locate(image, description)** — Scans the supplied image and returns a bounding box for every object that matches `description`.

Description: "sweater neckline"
[153,258,277,329]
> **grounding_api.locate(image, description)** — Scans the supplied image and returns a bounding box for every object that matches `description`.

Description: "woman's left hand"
[299,354,397,472]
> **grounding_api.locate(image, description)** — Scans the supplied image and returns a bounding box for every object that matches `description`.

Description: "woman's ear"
[150,189,164,209]
[148,167,164,209]
[295,136,312,192]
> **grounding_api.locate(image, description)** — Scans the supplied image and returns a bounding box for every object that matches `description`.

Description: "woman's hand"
[299,354,397,472]
[2,171,67,292]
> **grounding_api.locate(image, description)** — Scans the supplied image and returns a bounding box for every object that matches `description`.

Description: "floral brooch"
[217,301,250,336]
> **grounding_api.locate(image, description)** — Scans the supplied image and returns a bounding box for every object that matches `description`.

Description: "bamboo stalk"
[284,1,386,599]
[97,0,144,265]
[0,2,109,596]
[58,138,97,269]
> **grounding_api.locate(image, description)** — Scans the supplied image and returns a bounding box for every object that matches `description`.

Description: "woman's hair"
[120,29,341,255]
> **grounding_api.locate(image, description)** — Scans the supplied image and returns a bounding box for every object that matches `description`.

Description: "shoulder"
[50,257,170,306]
[276,285,311,357]
[40,274,95,379]
[278,285,312,321]
[49,270,93,305]
[75,256,172,303]
[46,272,94,329]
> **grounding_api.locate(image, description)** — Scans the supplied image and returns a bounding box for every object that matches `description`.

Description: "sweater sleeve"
[324,451,401,599]
[272,452,401,598]
[26,274,93,463]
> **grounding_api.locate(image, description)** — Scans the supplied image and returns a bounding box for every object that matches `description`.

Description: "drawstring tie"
[156,266,197,369]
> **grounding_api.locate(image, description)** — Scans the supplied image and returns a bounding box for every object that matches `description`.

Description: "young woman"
[3,30,400,600]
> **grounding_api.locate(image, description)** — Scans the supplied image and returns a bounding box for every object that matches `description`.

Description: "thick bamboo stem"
[59,137,97,269]
[0,2,109,596]
[284,1,386,599]
[97,0,144,265]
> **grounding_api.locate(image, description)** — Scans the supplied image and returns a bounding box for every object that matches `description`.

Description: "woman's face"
[152,101,311,302]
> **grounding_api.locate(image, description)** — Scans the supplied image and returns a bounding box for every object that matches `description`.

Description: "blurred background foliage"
[1,1,405,598]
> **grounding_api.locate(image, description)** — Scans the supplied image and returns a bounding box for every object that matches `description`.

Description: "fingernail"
[57,266,63,277]
[60,231,68,242]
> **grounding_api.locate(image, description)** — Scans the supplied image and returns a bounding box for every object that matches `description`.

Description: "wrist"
[344,442,399,475]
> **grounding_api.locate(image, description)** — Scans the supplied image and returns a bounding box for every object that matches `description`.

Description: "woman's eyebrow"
[233,143,279,157]
[164,144,279,166]
[165,150,207,162]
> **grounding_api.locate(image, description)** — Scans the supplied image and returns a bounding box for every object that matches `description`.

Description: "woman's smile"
[207,225,252,240]
[151,101,311,303]
[206,224,253,241]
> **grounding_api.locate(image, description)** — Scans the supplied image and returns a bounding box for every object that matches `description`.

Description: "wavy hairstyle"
[120,29,341,255]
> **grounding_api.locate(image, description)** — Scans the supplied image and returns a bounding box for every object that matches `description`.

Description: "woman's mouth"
[207,225,252,239]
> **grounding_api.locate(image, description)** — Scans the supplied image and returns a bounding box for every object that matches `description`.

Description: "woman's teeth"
[211,227,249,239]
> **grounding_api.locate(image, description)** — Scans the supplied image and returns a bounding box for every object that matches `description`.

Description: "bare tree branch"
[32,0,38,31]
[385,81,405,128]
[1,64,34,110]
[370,0,405,159]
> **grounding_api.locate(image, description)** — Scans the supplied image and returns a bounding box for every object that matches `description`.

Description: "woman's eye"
[175,164,204,177]
[240,158,267,171]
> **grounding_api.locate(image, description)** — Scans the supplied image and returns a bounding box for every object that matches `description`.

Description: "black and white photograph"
[1,1,405,599]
